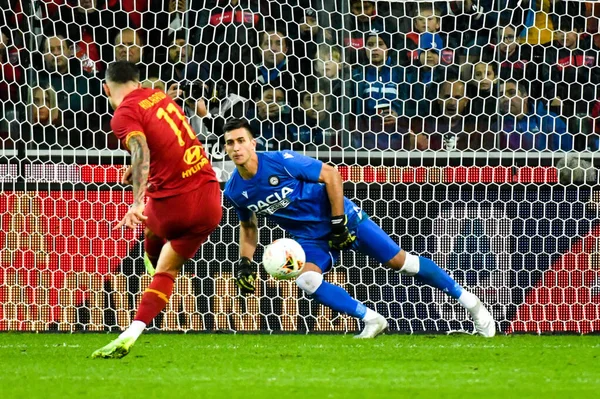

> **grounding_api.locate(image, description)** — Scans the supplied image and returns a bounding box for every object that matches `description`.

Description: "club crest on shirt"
[269,175,279,186]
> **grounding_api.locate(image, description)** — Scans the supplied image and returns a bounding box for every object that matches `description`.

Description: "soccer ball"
[262,238,306,280]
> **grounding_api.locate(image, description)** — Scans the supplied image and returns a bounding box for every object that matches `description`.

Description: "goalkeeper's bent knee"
[398,252,420,276]
[296,271,323,295]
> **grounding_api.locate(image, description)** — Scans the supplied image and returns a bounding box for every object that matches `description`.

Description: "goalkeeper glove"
[328,215,356,250]
[234,256,257,294]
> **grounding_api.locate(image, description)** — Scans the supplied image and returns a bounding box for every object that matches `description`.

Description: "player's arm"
[235,214,259,295]
[319,163,356,250]
[279,150,356,250]
[129,133,150,207]
[114,133,150,230]
[318,163,345,218]
[240,213,258,259]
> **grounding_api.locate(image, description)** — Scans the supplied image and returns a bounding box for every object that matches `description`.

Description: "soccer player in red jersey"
[92,61,222,359]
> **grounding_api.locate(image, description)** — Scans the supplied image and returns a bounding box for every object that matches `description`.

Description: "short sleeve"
[234,207,253,223]
[111,106,146,151]
[278,151,323,182]
[224,187,252,223]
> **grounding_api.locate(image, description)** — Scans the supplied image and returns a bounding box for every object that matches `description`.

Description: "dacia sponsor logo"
[247,187,293,215]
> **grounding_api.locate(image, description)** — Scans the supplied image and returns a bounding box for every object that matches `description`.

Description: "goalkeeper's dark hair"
[223,118,255,138]
[105,61,140,84]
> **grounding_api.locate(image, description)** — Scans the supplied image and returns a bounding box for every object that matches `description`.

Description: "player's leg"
[294,240,388,339]
[144,227,165,276]
[356,218,496,337]
[91,242,187,359]
[92,184,222,358]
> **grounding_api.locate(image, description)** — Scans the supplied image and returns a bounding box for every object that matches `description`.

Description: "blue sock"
[312,281,367,319]
[415,256,464,299]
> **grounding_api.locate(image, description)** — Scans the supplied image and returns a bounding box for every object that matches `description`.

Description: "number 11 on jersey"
[156,103,197,147]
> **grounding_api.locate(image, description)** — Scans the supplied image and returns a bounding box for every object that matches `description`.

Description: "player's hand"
[167,83,183,101]
[196,98,208,118]
[114,203,147,230]
[383,109,398,126]
[122,166,133,185]
[234,256,257,295]
[328,215,356,250]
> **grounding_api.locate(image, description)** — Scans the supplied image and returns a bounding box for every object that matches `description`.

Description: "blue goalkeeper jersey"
[223,151,362,240]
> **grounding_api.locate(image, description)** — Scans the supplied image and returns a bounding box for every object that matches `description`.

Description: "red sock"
[134,272,175,324]
[145,236,165,267]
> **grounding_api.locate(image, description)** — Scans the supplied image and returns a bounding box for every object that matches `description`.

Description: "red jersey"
[111,88,217,198]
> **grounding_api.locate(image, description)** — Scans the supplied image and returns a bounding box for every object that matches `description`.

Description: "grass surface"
[0,333,598,399]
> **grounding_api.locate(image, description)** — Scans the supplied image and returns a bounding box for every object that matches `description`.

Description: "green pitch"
[0,334,597,399]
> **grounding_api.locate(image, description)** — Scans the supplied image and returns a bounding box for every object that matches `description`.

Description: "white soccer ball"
[262,238,306,280]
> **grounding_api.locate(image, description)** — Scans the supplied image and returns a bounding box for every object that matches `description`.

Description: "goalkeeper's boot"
[468,300,496,338]
[354,314,388,339]
[91,336,136,359]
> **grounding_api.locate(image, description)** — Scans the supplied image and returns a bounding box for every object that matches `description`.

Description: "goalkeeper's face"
[224,128,257,166]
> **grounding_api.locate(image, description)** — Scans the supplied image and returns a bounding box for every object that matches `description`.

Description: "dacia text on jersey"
[248,187,293,215]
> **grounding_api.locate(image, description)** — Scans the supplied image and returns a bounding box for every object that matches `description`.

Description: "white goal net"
[1,0,599,334]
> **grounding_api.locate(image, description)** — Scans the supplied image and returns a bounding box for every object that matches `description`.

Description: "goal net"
[1,0,599,334]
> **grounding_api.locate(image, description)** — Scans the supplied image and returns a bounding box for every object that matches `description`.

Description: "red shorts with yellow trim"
[144,181,222,259]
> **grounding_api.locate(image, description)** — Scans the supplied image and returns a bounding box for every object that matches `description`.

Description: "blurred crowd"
[1,0,600,152]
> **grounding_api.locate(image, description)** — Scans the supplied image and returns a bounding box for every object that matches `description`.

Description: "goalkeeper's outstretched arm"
[239,213,258,259]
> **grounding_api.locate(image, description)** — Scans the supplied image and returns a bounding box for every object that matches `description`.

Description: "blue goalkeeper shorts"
[294,215,400,273]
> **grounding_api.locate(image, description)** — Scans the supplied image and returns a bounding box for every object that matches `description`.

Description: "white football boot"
[354,314,389,339]
[468,300,496,337]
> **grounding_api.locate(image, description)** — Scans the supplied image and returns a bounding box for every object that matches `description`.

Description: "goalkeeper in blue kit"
[222,119,495,338]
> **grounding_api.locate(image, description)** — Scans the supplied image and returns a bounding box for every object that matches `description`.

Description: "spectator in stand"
[294,8,336,76]
[350,31,406,123]
[0,26,24,148]
[516,0,585,46]
[349,30,419,149]
[480,25,545,100]
[111,28,154,80]
[141,76,166,92]
[245,85,291,151]
[484,25,541,82]
[192,0,261,99]
[0,28,23,109]
[467,61,499,129]
[35,34,99,117]
[29,85,70,147]
[406,33,454,118]
[313,44,348,91]
[30,86,59,127]
[541,15,599,150]
[350,108,413,150]
[311,44,351,116]
[403,3,444,59]
[415,79,494,150]
[497,79,570,151]
[247,25,300,105]
[446,0,523,50]
[28,84,100,148]
[342,0,398,66]
[43,0,141,76]
[289,84,336,151]
[160,30,206,83]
